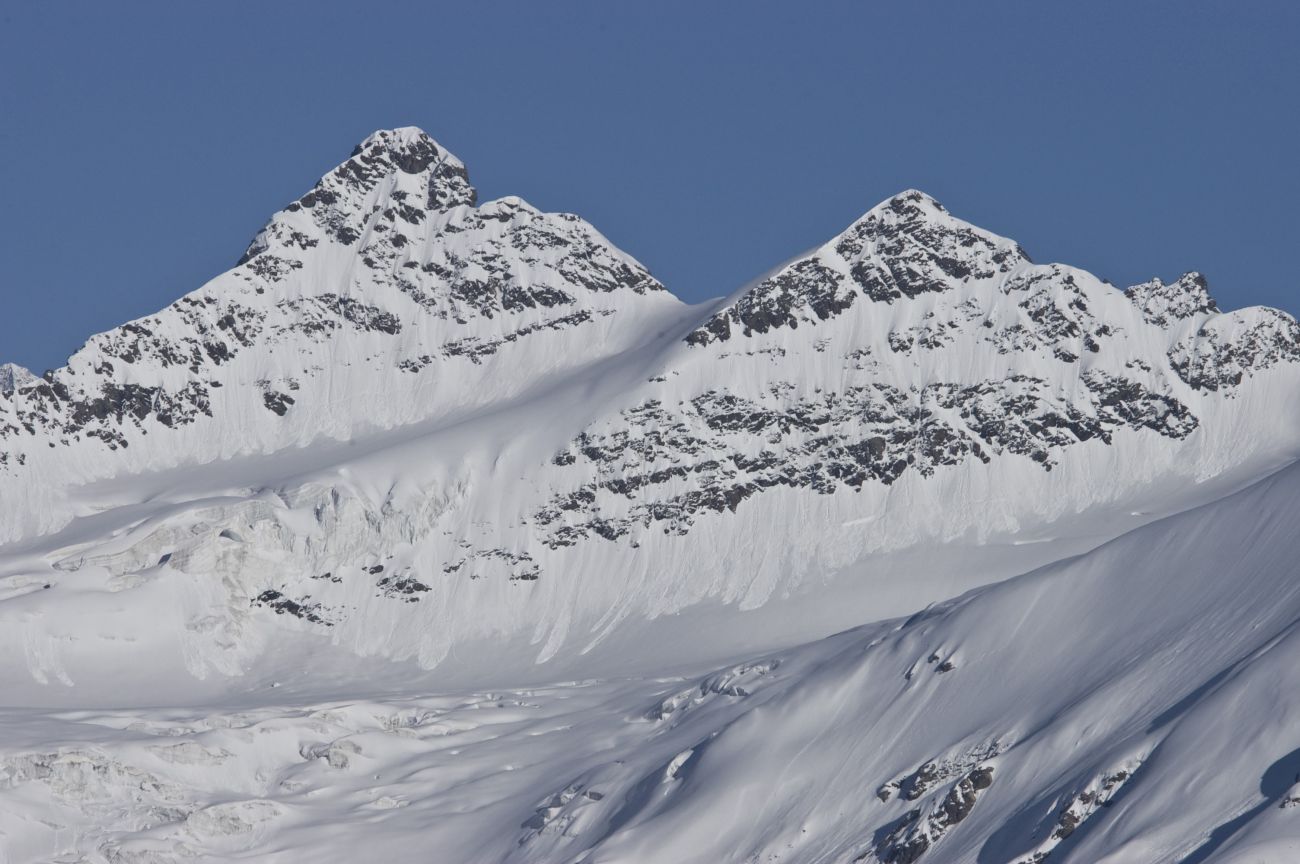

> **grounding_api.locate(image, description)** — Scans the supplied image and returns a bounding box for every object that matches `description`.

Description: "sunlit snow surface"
[1,463,1298,862]
[2,129,1300,862]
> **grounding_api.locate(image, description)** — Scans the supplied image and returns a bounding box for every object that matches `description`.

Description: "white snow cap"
[352,126,466,169]
[875,187,948,211]
[356,125,442,148]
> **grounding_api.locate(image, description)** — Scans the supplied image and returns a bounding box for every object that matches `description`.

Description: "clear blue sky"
[2,1,1297,373]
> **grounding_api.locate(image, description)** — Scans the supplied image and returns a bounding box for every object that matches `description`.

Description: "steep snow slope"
[1,455,1297,863]
[0,133,1298,687]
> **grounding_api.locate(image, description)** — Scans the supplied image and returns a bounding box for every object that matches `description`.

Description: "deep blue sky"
[2,2,1297,373]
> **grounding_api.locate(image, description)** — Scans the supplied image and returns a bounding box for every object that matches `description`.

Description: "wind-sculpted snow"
[3,462,1300,862]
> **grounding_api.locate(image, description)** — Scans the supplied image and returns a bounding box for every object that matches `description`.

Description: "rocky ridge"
[0,131,1298,676]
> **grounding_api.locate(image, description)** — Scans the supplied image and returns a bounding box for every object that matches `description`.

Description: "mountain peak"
[335,125,476,209]
[0,362,34,395]
[352,125,440,152]
[870,188,950,219]
[238,126,476,266]
[348,126,468,182]
[686,189,1025,345]
[0,127,670,491]
[1125,271,1219,326]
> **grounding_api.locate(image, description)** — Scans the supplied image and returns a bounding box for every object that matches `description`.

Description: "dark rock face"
[533,371,1198,549]
[1126,272,1219,327]
[262,391,294,416]
[438,310,606,365]
[881,741,1006,805]
[842,192,1025,303]
[687,258,856,344]
[869,766,995,863]
[1006,765,1138,863]
[1050,770,1131,841]
[0,129,669,470]
[376,573,431,602]
[1003,266,1111,356]
[442,548,540,582]
[253,127,477,259]
[1170,308,1300,391]
[276,294,402,336]
[390,202,662,323]
[252,589,331,626]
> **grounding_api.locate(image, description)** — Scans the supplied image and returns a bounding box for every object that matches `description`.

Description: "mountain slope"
[2,451,1297,863]
[539,191,1299,552]
[2,125,1300,864]
[0,135,1298,690]
[0,127,681,541]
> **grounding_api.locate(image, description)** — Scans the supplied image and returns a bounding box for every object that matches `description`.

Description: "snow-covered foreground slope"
[2,456,1298,863]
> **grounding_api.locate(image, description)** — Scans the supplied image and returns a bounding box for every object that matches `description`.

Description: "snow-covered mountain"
[0,128,676,530]
[1,128,1298,863]
[0,363,34,395]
